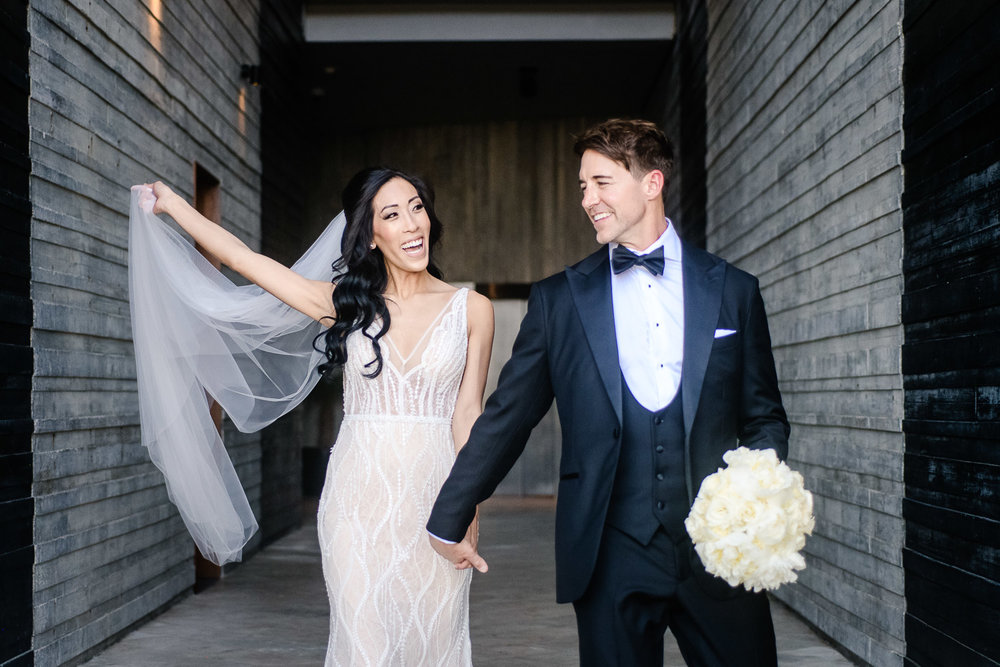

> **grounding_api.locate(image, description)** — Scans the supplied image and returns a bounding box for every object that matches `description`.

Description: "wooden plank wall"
[299,118,607,497]
[900,1,1000,664]
[28,1,264,664]
[0,1,33,665]
[302,118,603,285]
[702,1,906,664]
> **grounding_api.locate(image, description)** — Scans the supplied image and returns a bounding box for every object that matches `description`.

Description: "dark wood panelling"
[674,0,708,248]
[0,0,33,664]
[258,0,308,543]
[903,548,1000,666]
[304,117,604,285]
[655,0,707,248]
[901,1,1000,665]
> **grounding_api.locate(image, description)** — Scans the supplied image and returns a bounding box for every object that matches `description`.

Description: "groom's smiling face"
[578,149,659,250]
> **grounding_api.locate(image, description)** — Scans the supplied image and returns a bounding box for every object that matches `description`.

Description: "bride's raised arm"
[143,181,336,323]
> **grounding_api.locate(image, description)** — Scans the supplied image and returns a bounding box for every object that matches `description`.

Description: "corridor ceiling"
[302,2,676,128]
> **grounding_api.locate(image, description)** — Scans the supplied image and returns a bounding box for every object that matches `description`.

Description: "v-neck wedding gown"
[318,288,473,666]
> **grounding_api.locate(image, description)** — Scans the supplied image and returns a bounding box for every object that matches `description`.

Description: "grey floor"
[83,497,851,666]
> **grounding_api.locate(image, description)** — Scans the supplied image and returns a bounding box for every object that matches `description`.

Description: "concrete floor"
[83,497,851,666]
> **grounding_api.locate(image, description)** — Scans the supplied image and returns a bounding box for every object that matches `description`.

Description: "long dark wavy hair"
[314,167,444,379]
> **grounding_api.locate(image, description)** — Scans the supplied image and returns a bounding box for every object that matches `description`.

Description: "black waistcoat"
[605,378,688,545]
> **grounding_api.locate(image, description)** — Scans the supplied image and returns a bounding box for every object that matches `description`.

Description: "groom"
[428,118,789,666]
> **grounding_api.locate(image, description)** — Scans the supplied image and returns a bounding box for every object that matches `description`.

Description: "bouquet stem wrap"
[684,447,814,592]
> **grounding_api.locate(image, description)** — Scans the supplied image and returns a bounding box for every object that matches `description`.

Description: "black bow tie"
[611,245,665,276]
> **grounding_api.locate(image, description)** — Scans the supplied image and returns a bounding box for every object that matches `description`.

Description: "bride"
[131,167,494,666]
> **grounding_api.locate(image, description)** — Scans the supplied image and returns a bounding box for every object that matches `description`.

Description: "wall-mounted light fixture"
[240,64,260,86]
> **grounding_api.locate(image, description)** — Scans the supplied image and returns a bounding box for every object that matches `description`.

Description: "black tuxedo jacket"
[428,242,789,603]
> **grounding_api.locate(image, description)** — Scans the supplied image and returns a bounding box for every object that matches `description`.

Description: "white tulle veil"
[128,185,346,564]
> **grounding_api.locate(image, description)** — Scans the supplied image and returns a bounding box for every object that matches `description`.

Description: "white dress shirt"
[611,220,684,412]
[430,222,686,545]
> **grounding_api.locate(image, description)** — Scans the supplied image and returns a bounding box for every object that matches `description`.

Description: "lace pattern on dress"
[318,288,473,666]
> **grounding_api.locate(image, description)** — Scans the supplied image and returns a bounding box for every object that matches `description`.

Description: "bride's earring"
[369,242,376,251]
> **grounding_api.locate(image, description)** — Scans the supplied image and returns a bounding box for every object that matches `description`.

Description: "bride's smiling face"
[371,177,431,273]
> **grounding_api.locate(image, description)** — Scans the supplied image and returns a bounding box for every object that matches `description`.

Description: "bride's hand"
[428,534,488,574]
[137,181,180,215]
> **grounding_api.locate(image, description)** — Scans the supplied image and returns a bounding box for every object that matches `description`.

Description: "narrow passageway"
[83,497,848,666]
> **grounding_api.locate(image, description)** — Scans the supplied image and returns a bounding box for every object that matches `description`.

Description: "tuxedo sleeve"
[428,283,556,542]
[738,278,790,460]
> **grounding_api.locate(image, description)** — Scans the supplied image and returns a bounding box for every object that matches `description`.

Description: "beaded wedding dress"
[318,288,473,666]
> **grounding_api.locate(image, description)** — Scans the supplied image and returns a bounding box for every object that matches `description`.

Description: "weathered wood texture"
[299,118,607,498]
[28,1,264,664]
[1,2,34,665]
[303,118,604,285]
[901,1,1000,665]
[703,1,905,664]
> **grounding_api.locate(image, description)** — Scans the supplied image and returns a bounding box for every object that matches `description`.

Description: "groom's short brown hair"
[573,119,675,197]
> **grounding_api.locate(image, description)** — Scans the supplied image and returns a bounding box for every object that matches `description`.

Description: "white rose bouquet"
[684,447,814,592]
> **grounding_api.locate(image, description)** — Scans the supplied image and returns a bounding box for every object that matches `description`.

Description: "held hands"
[428,529,488,574]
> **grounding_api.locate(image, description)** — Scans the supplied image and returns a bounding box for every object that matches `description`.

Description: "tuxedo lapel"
[681,243,725,439]
[566,249,623,426]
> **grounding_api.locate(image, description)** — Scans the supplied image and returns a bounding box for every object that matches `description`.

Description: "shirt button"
[657,501,665,510]
[656,473,664,481]
[656,445,664,453]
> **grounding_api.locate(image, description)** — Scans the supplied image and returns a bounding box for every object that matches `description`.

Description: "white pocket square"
[714,328,737,338]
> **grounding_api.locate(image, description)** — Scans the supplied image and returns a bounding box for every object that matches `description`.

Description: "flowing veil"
[127,185,346,564]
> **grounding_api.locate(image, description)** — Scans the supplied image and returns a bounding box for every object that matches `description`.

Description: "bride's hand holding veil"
[135,181,336,324]
[138,180,179,215]
[128,182,347,565]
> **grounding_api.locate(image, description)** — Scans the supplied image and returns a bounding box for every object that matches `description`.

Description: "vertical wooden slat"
[302,118,602,285]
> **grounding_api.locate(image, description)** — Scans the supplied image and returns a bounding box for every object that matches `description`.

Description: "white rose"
[685,447,815,592]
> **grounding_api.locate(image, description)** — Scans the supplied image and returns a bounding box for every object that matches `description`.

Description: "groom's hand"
[428,535,488,574]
